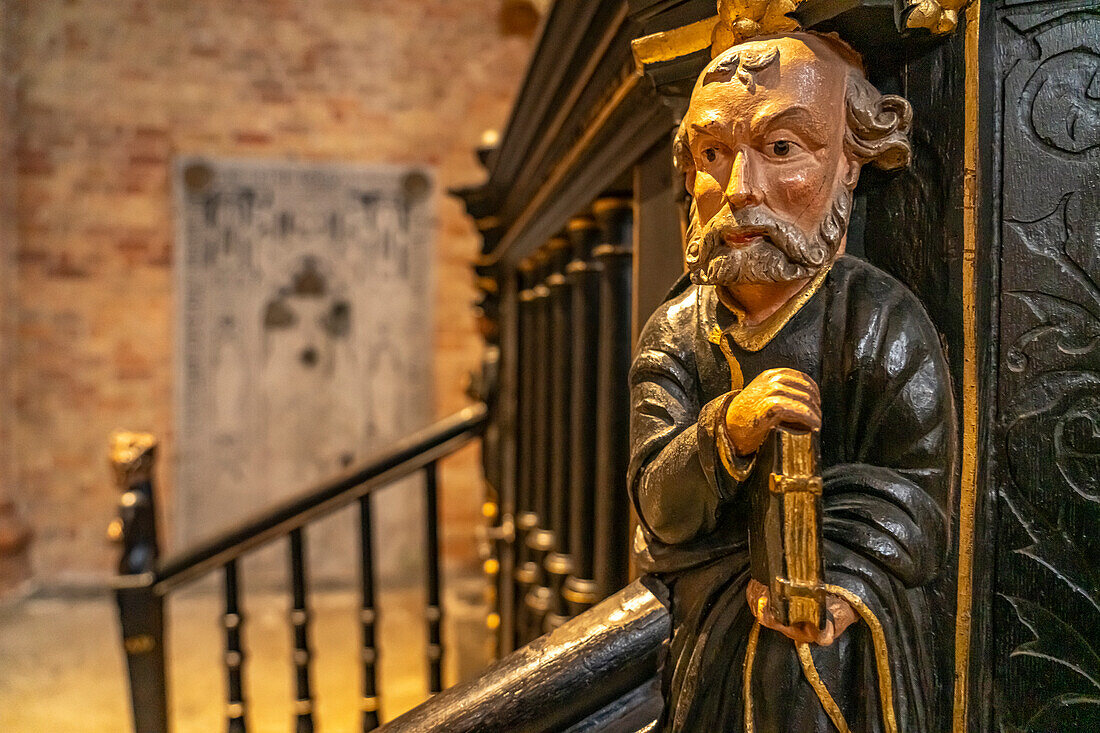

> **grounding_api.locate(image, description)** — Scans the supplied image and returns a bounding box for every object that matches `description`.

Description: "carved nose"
[726,151,762,209]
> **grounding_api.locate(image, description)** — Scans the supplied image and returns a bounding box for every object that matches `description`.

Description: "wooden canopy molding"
[631,0,970,96]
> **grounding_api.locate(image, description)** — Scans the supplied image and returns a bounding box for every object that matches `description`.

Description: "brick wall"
[2,0,533,587]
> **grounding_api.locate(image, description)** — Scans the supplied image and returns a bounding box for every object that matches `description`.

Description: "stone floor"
[0,579,493,733]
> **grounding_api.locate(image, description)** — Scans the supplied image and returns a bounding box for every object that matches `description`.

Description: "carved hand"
[724,368,821,456]
[746,579,858,646]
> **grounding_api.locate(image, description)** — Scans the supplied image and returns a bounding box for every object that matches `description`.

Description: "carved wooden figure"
[629,30,957,732]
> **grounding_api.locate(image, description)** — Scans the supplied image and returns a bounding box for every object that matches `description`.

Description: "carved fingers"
[724,368,821,456]
[746,579,858,647]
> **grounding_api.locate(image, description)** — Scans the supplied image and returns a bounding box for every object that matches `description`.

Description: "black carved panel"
[991,3,1100,730]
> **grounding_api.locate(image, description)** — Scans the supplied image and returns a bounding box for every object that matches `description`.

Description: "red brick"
[4,0,536,588]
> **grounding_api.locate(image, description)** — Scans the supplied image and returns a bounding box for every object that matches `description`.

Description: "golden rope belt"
[742,583,898,733]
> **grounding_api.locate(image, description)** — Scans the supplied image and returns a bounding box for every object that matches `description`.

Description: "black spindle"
[288,528,315,733]
[424,461,444,694]
[513,257,539,649]
[544,232,575,631]
[523,245,555,641]
[359,494,381,731]
[224,560,247,733]
[563,216,603,617]
[592,196,634,604]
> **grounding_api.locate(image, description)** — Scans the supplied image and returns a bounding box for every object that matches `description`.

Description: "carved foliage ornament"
[710,0,969,57]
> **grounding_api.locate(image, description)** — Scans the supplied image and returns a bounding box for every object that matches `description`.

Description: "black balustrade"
[110,406,486,733]
[492,193,638,650]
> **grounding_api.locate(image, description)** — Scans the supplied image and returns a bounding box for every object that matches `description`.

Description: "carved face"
[681,34,859,287]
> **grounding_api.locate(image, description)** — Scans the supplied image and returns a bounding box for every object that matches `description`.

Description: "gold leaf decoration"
[904,0,968,35]
[711,0,803,57]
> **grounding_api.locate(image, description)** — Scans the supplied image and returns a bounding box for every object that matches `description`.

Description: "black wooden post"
[358,493,381,731]
[563,215,603,617]
[424,461,444,694]
[543,234,574,631]
[288,529,315,733]
[591,196,634,603]
[631,137,685,343]
[109,431,169,733]
[223,559,247,733]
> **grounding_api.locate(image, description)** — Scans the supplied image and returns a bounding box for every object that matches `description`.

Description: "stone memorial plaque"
[174,158,433,584]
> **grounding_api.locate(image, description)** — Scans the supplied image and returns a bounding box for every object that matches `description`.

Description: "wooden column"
[109,432,168,733]
[631,137,685,343]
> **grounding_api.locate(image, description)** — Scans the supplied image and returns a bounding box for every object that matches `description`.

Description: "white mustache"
[685,190,852,286]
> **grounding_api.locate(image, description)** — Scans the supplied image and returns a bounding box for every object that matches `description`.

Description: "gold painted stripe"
[630,15,719,67]
[743,620,761,733]
[954,2,981,731]
[796,643,851,732]
[826,584,898,733]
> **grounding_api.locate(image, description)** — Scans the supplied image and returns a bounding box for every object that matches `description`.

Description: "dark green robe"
[629,255,957,732]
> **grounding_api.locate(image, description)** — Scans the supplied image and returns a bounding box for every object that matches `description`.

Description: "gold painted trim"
[562,577,599,605]
[796,643,850,732]
[631,15,720,67]
[828,583,898,733]
[717,261,833,352]
[743,620,761,732]
[954,2,981,730]
[744,585,897,733]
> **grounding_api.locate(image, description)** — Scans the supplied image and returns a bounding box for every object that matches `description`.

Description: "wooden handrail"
[378,578,669,733]
[148,403,487,593]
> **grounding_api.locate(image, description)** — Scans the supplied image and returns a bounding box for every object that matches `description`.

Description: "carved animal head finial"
[109,431,158,489]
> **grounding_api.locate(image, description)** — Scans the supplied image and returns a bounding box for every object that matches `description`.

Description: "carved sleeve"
[628,299,745,546]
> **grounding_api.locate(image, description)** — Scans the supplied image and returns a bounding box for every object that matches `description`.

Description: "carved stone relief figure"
[629,32,957,731]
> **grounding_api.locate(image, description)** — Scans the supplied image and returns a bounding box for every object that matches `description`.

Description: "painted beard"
[685,186,853,286]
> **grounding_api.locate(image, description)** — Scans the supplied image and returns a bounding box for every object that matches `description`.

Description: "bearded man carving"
[628,32,957,731]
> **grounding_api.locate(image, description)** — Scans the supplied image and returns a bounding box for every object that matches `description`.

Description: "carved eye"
[771,140,791,157]
[702,147,718,163]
